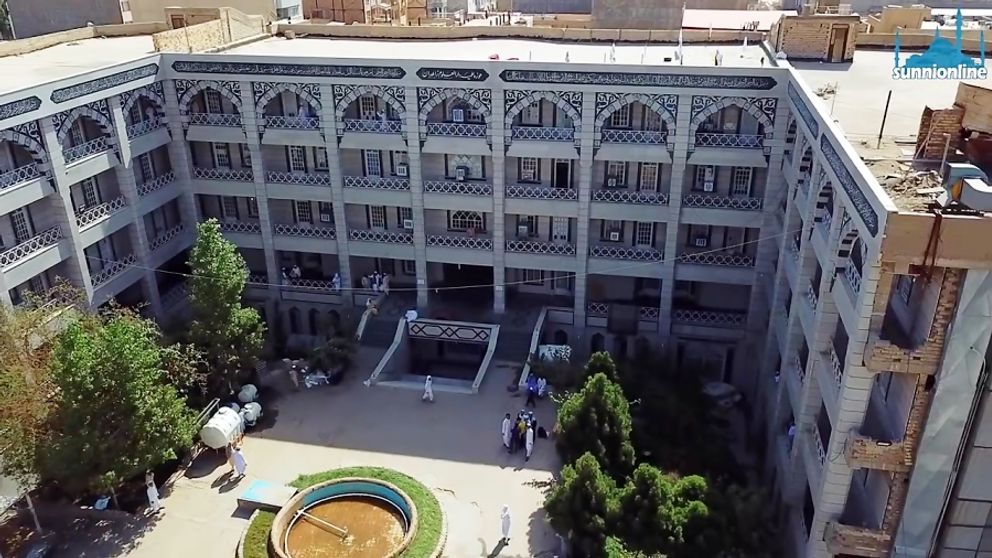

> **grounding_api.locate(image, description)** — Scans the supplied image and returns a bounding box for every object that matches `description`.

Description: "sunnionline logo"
[891,8,988,80]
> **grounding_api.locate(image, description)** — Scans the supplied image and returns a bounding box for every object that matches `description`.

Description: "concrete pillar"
[318,84,353,301]
[403,86,429,311]
[491,91,507,315]
[161,80,200,227]
[572,92,596,327]
[661,94,693,335]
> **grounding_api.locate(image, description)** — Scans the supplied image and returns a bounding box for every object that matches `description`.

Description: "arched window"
[327,310,341,332]
[448,211,485,232]
[308,309,319,335]
[288,308,300,334]
[554,329,568,345]
[591,333,605,354]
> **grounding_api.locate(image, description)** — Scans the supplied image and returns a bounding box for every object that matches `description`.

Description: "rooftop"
[682,9,797,31]
[0,36,155,96]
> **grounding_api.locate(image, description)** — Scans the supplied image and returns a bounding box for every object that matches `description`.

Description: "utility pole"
[877,89,893,150]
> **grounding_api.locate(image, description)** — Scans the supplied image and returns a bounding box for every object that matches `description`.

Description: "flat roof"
[0,36,156,95]
[224,36,774,67]
[682,9,795,31]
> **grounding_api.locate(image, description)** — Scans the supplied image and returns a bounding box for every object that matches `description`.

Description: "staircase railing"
[518,307,549,389]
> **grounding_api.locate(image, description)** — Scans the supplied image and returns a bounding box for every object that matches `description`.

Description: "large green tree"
[678,484,778,558]
[584,351,620,383]
[616,464,709,556]
[545,453,619,558]
[556,371,636,479]
[42,313,197,496]
[186,219,265,397]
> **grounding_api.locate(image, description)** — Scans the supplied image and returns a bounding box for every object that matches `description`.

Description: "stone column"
[490,92,507,315]
[108,94,162,315]
[404,86,429,311]
[161,80,200,226]
[572,92,596,327]
[661,94,693,334]
[318,84,353,299]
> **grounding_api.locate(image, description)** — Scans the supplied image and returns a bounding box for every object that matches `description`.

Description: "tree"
[616,464,709,555]
[42,313,197,496]
[556,372,635,479]
[545,453,619,557]
[584,351,620,383]
[186,219,265,398]
[678,484,778,558]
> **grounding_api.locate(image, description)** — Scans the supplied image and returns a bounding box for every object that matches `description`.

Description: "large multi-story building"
[2,16,992,558]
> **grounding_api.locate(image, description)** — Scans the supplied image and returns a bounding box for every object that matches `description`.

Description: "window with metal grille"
[240,144,252,168]
[402,259,416,275]
[731,167,753,196]
[363,150,382,177]
[221,196,239,219]
[519,158,538,182]
[369,205,387,229]
[522,103,540,125]
[448,211,484,232]
[523,269,543,286]
[517,215,538,237]
[635,222,654,246]
[397,207,412,227]
[609,105,632,128]
[205,90,223,114]
[601,220,624,241]
[294,201,312,223]
[606,161,626,187]
[288,146,306,172]
[69,120,85,146]
[10,208,32,243]
[447,154,482,179]
[391,151,408,174]
[212,143,230,168]
[318,202,333,224]
[247,197,259,218]
[644,110,663,131]
[138,154,154,182]
[314,147,329,170]
[81,178,100,208]
[129,102,143,124]
[639,163,659,191]
[359,95,378,119]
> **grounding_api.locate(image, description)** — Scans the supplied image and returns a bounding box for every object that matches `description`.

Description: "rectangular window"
[687,225,711,247]
[609,105,631,128]
[391,151,409,175]
[363,150,382,177]
[129,102,143,124]
[522,102,541,125]
[519,158,538,182]
[205,90,222,114]
[318,202,334,224]
[402,259,416,275]
[606,161,626,187]
[247,197,259,218]
[81,177,100,208]
[644,110,663,131]
[314,147,329,171]
[397,207,412,228]
[10,208,33,243]
[516,215,538,237]
[359,95,377,119]
[695,165,715,191]
[601,220,624,242]
[369,205,387,229]
[221,196,239,220]
[294,201,312,224]
[635,222,654,246]
[138,153,154,182]
[523,269,543,286]
[69,121,85,146]
[240,144,252,168]
[731,167,753,196]
[639,163,659,191]
[288,146,307,172]
[211,143,230,168]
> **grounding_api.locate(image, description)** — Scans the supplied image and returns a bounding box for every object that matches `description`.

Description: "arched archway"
[594,93,677,140]
[177,81,243,115]
[418,88,492,130]
[255,83,322,117]
[56,106,115,146]
[334,84,406,123]
[689,96,775,143]
[308,308,320,335]
[504,90,582,139]
[326,309,341,333]
[288,307,300,334]
[553,329,568,346]
[591,333,605,354]
[0,127,48,166]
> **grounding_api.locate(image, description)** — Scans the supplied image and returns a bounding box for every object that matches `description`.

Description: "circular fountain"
[270,478,418,558]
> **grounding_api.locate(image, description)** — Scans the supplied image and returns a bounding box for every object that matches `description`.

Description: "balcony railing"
[639,306,660,320]
[126,118,165,139]
[218,221,261,234]
[188,112,242,127]
[511,126,574,142]
[680,251,755,267]
[424,180,492,196]
[0,163,42,190]
[149,223,185,252]
[682,194,763,211]
[793,355,808,384]
[425,122,487,137]
[192,167,253,182]
[274,223,337,240]
[63,137,111,163]
[829,346,844,387]
[672,309,747,328]
[592,189,669,205]
[0,226,62,268]
[282,277,340,292]
[77,196,127,229]
[812,425,827,466]
[91,254,136,287]
[806,281,819,309]
[601,129,667,145]
[343,176,410,190]
[263,115,320,130]
[587,301,608,317]
[266,171,332,187]
[427,235,493,250]
[137,171,176,197]
[845,264,862,298]
[506,185,577,201]
[342,119,402,134]
[505,240,575,256]
[790,235,802,262]
[695,132,764,149]
[349,229,413,244]
[589,245,663,262]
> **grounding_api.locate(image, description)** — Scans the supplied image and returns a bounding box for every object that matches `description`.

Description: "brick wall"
[769,15,859,62]
[592,0,746,31]
[915,107,965,160]
[6,0,122,39]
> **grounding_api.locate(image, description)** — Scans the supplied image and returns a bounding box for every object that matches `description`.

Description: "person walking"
[500,504,511,543]
[232,446,248,480]
[525,425,535,462]
[501,413,512,451]
[525,375,538,408]
[422,375,434,402]
[145,471,162,513]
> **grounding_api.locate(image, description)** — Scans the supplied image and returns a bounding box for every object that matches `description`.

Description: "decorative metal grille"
[91,254,136,286]
[511,126,574,142]
[812,425,827,465]
[349,229,413,244]
[505,240,575,256]
[829,347,844,387]
[424,180,492,196]
[125,118,164,138]
[425,122,487,137]
[592,189,669,205]
[806,281,819,309]
[408,321,492,343]
[274,224,337,239]
[77,196,127,229]
[679,252,754,267]
[0,226,62,268]
[681,194,762,211]
[587,302,608,317]
[793,356,807,384]
[639,306,660,320]
[283,278,337,291]
[0,163,41,190]
[672,309,746,328]
[427,235,493,250]
[63,137,110,163]
[193,167,253,182]
[601,129,667,145]
[149,224,185,252]
[137,171,176,197]
[695,133,763,149]
[505,185,577,201]
[218,221,261,234]
[590,246,663,261]
[266,171,332,186]
[188,112,242,127]
[845,265,862,298]
[342,119,402,134]
[263,115,320,130]
[343,176,410,190]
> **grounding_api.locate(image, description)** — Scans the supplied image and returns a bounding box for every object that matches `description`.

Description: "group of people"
[279,267,344,293]
[524,374,548,407]
[360,270,390,294]
[502,410,540,461]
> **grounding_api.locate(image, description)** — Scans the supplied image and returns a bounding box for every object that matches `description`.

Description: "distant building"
[592,0,748,31]
[495,0,592,14]
[127,0,302,23]
[2,0,122,39]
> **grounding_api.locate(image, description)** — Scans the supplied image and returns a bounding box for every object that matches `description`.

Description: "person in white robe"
[500,504,511,543]
[422,375,434,402]
[525,425,535,461]
[232,446,248,479]
[145,471,162,513]
[501,413,512,451]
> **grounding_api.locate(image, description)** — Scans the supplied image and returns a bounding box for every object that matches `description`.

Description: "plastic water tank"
[238,384,258,404]
[199,407,244,449]
[240,402,262,426]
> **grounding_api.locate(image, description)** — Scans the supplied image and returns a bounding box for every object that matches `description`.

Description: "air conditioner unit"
[694,236,709,247]
[703,181,715,192]
[517,225,530,238]
[319,213,333,223]
[455,166,468,181]
[607,177,617,188]
[396,163,409,177]
[452,109,465,123]
[522,170,535,181]
[403,218,414,230]
[609,231,621,242]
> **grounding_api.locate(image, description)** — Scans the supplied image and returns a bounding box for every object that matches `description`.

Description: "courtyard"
[52,345,560,558]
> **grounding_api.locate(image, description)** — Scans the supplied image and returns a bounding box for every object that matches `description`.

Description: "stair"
[494,330,534,363]
[362,318,399,347]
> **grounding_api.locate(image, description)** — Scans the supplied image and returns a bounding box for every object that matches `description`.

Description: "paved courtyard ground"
[53,347,561,558]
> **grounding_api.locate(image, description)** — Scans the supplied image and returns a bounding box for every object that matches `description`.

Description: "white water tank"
[199,407,244,449]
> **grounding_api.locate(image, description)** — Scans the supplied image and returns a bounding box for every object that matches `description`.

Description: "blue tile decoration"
[51,63,158,103]
[172,60,405,80]
[333,84,406,110]
[417,67,489,82]
[251,82,322,109]
[0,97,42,122]
[820,135,878,237]
[691,95,777,127]
[500,69,776,90]
[788,82,820,139]
[416,87,492,114]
